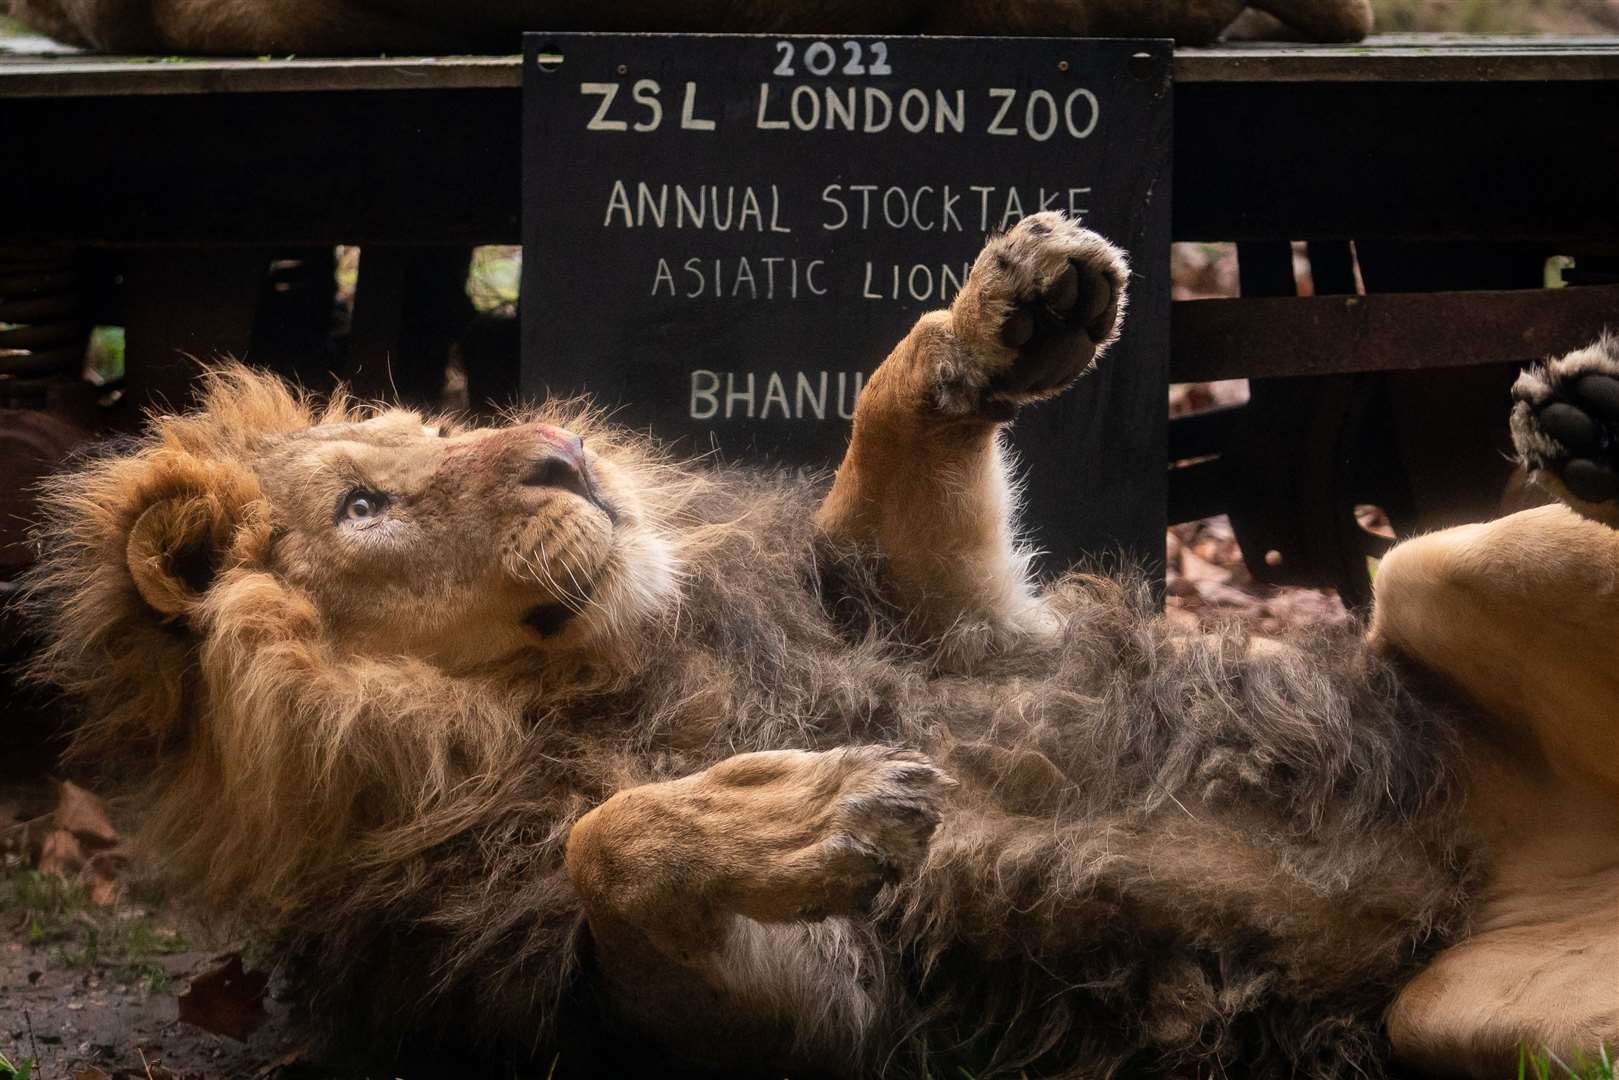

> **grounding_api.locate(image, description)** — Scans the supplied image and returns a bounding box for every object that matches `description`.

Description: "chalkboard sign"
[521,33,1171,573]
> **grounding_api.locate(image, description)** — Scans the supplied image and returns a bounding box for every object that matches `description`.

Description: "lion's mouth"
[521,571,599,636]
[562,470,619,527]
[523,602,578,637]
[593,489,621,527]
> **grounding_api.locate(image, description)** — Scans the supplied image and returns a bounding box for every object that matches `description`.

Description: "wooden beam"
[1171,285,1619,383]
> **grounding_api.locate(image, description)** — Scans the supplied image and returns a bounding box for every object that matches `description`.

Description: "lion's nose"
[519,425,583,484]
[520,453,581,489]
[518,435,617,523]
[520,442,587,494]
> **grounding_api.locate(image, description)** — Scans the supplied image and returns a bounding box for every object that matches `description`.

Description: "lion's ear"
[122,458,263,618]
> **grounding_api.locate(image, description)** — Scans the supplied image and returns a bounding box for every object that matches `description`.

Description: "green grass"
[2,857,188,993]
[468,245,522,316]
[0,1051,33,1080]
[86,324,126,385]
[1522,1044,1616,1080]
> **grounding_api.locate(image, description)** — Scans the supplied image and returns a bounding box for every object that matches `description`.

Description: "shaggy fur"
[22,368,1476,1079]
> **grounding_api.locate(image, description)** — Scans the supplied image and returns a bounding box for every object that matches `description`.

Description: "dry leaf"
[1177,544,1231,590]
[37,826,85,880]
[1164,513,1349,636]
[256,1042,314,1078]
[31,782,128,904]
[177,953,269,1041]
[54,780,119,849]
[72,1068,113,1080]
[87,867,124,907]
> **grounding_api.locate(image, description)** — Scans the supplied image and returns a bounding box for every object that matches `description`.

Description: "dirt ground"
[0,925,306,1080]
[1,775,311,1080]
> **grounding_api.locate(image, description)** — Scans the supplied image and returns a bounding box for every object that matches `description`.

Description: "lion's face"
[248,408,669,668]
[43,367,681,686]
[26,366,690,907]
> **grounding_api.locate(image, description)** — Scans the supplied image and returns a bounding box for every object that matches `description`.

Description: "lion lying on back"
[3,0,1371,53]
[26,214,1617,1078]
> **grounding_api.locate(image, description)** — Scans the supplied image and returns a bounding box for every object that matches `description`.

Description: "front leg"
[564,747,950,1069]
[816,211,1127,644]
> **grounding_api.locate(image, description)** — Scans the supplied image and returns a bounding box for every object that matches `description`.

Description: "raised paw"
[943,210,1129,420]
[1511,335,1619,519]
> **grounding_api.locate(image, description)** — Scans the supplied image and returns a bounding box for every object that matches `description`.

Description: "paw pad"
[988,255,1117,408]
[1512,347,1619,506]
[948,211,1128,419]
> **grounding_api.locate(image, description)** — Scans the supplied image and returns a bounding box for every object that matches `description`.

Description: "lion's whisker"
[530,541,590,617]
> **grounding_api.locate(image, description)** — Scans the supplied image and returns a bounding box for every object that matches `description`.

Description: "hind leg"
[1373,342,1619,1074]
[1373,504,1619,791]
[1377,335,1619,793]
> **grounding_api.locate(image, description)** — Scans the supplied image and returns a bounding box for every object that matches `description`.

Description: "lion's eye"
[339,490,388,524]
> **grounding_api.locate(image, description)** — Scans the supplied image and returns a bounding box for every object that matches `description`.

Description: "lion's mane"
[24,370,1476,1078]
